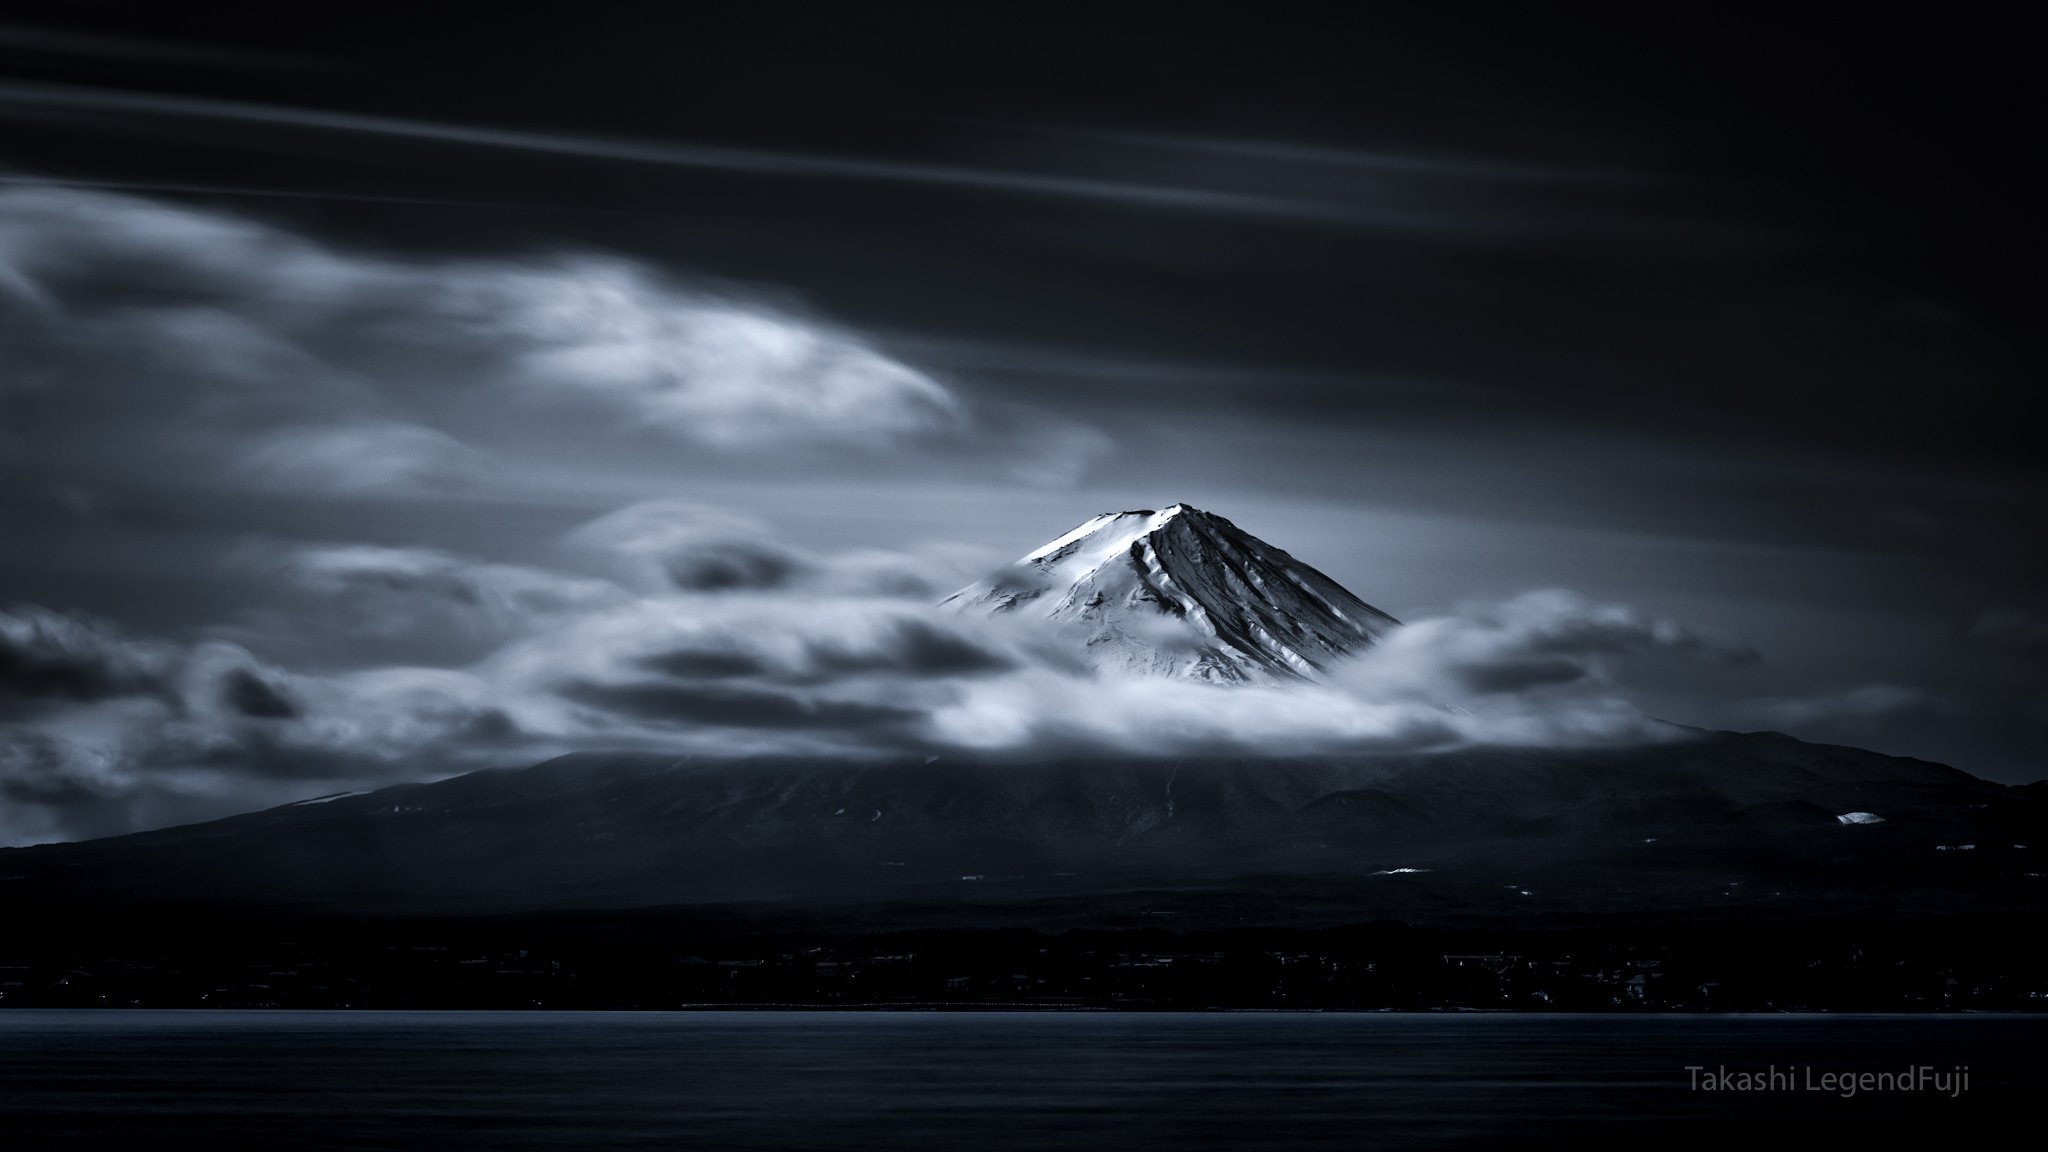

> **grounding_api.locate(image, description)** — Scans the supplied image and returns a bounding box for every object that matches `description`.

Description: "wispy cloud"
[0,186,968,499]
[1736,684,1947,730]
[0,81,1671,236]
[0,82,1356,221]
[235,423,489,496]
[975,121,1652,185]
[0,173,616,215]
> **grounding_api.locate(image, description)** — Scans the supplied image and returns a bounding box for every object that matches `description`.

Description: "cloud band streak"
[0,82,1355,221]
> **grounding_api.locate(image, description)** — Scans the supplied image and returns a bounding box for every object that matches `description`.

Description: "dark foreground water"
[2,1011,2039,1149]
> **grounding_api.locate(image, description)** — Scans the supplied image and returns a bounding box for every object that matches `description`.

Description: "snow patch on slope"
[941,504,1398,684]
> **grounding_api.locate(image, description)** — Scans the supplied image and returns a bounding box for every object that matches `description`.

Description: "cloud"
[0,186,967,500]
[0,512,1745,844]
[0,508,998,840]
[251,542,627,640]
[0,82,1751,256]
[804,618,1017,678]
[220,667,298,719]
[0,605,177,709]
[562,681,924,733]
[0,82,1568,230]
[468,553,1728,761]
[1338,589,1756,700]
[1735,683,1946,729]
[0,606,519,843]
[924,591,1731,755]
[566,502,813,592]
[466,262,961,447]
[566,500,958,597]
[498,589,1014,684]
[235,422,488,495]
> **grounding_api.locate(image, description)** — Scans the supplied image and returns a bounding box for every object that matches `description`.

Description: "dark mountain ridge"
[7,730,2041,929]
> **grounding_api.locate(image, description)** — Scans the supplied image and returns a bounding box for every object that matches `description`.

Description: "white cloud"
[0,513,1745,844]
[566,500,962,597]
[922,592,1716,755]
[1336,589,1752,700]
[450,260,963,446]
[253,542,629,637]
[0,186,970,498]
[235,422,487,495]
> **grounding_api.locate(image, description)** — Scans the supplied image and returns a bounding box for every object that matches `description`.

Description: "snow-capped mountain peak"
[941,504,1398,683]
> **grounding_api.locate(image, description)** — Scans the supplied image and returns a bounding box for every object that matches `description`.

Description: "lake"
[2,1011,2037,1148]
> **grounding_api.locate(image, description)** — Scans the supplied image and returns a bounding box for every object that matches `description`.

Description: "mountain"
[6,733,2042,928]
[940,504,1398,683]
[9,504,2042,944]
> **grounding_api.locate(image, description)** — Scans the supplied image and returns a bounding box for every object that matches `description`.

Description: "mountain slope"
[6,733,2041,927]
[940,504,1399,682]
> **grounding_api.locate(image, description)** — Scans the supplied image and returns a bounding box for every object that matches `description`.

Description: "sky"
[1,4,2043,843]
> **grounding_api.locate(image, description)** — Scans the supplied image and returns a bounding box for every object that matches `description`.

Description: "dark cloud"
[563,681,923,732]
[0,605,173,706]
[638,619,1014,683]
[665,543,804,593]
[456,707,522,744]
[221,667,297,718]
[640,650,771,680]
[0,734,109,805]
[1455,657,1587,695]
[1736,685,1947,730]
[805,620,1016,679]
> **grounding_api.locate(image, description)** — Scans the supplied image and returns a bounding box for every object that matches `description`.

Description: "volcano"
[5,506,2044,960]
[940,504,1399,683]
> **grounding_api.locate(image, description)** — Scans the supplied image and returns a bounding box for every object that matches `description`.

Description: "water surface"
[2,1011,2035,1148]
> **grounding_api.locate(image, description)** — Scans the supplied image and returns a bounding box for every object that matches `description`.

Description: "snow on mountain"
[939,504,1398,683]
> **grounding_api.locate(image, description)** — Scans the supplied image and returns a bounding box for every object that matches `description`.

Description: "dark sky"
[2,3,2043,842]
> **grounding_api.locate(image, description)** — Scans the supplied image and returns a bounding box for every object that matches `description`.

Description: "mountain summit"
[940,504,1399,683]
